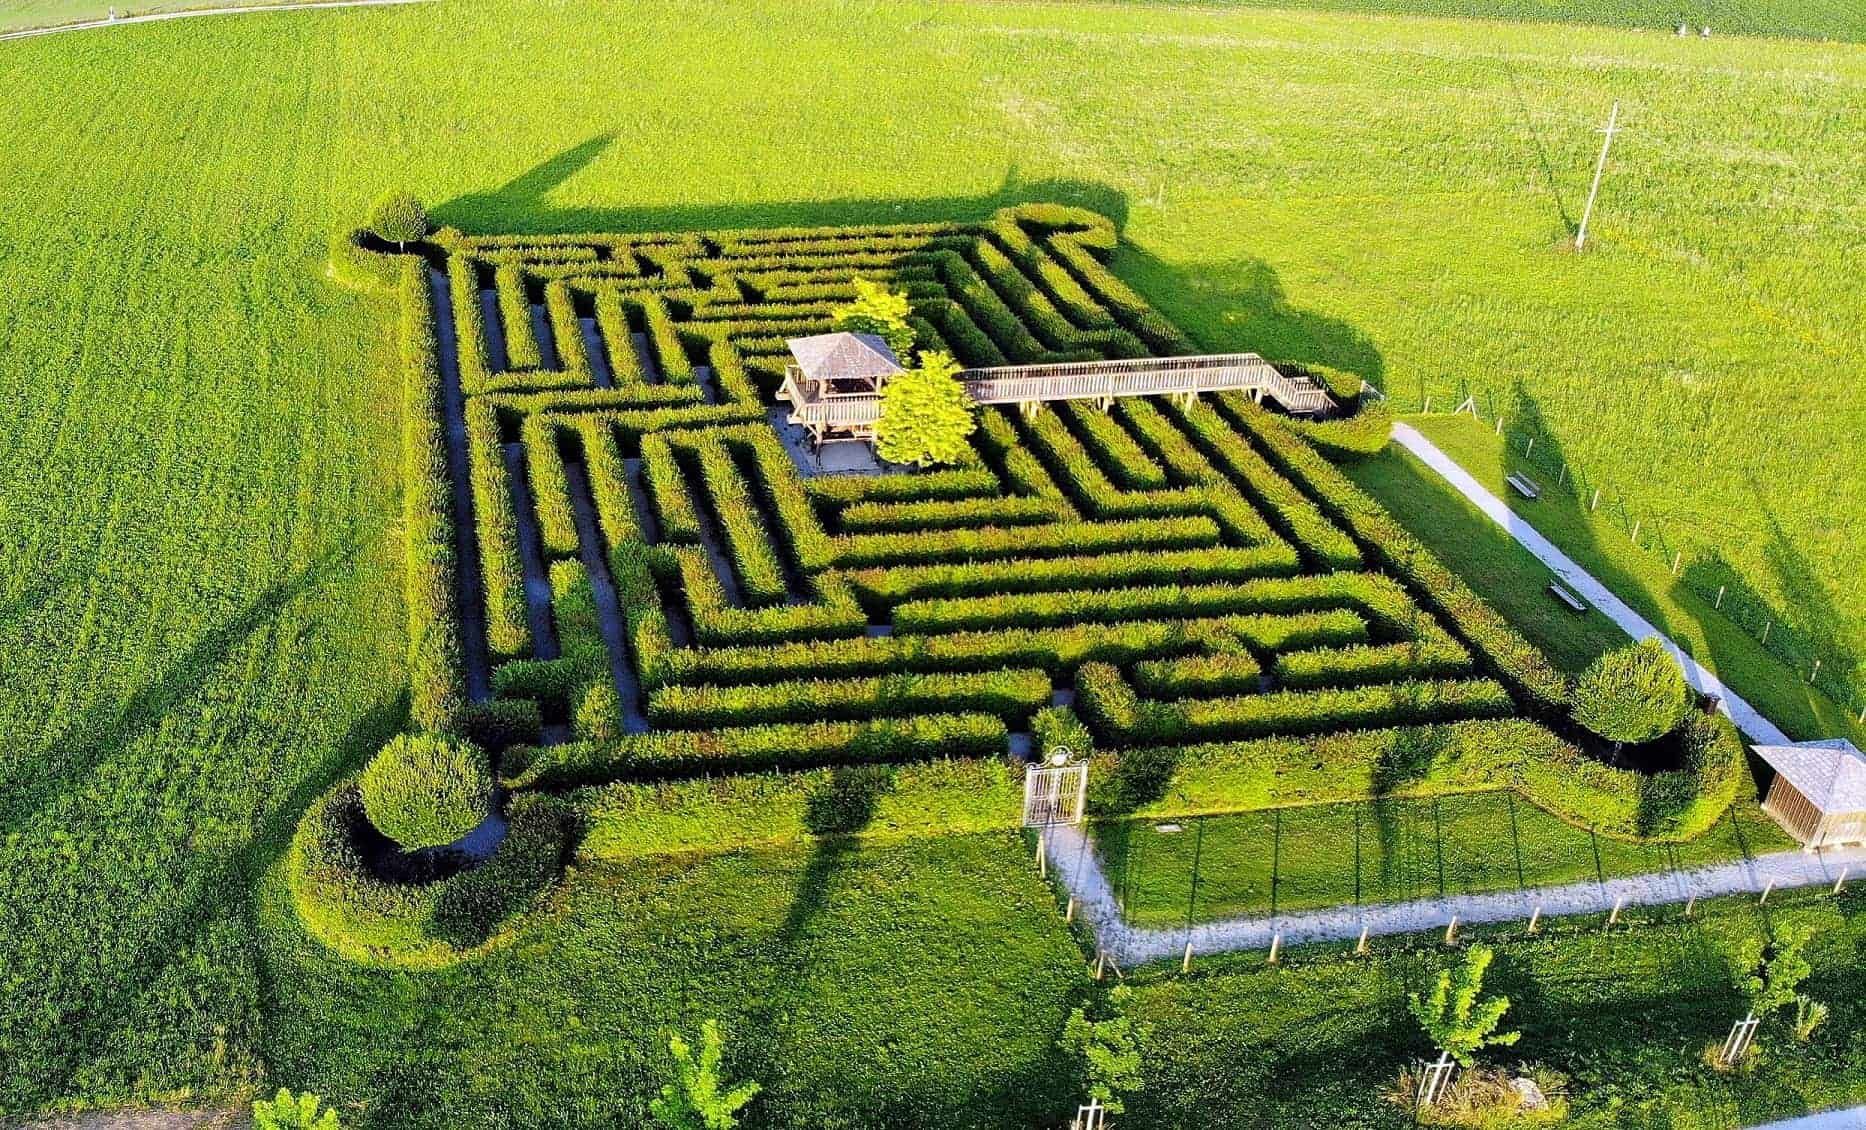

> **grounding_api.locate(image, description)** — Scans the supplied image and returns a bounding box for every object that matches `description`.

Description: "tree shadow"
[35,687,408,1110]
[1501,60,1577,238]
[430,134,1128,237]
[0,533,365,837]
[1107,242,1385,389]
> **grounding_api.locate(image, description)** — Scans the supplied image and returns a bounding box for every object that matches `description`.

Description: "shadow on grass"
[431,134,1130,237]
[0,533,366,838]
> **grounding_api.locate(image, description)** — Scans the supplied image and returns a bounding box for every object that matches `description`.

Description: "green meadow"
[0,0,1861,1122]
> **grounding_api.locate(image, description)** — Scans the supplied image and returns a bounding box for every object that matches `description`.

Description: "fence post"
[1356,924,1370,955]
[1672,551,1682,576]
[1686,895,1697,917]
[1182,941,1194,973]
[1608,896,1624,926]
[1630,518,1642,545]
[1810,659,1821,683]
[1760,881,1774,905]
[1835,868,1849,896]
[1716,585,1726,608]
[1590,488,1601,511]
[1444,916,1459,945]
[1268,932,1282,965]
[1065,896,1076,922]
[1762,620,1771,645]
[1528,905,1542,934]
[1524,436,1535,459]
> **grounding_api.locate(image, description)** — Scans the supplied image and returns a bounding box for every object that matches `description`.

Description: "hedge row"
[662,610,1367,687]
[1171,398,1361,569]
[1134,652,1264,697]
[967,237,1146,358]
[646,668,1051,728]
[392,261,468,733]
[974,409,1081,517]
[833,514,1220,569]
[804,460,996,507]
[1076,661,1514,743]
[1274,638,1471,689]
[521,416,579,558]
[989,212,1118,331]
[503,712,1008,789]
[844,544,1299,606]
[693,434,790,605]
[593,287,648,384]
[665,546,867,647]
[1291,401,1395,462]
[1099,711,1749,842]
[890,572,1402,634]
[930,249,1049,363]
[838,492,1065,533]
[638,293,694,383]
[466,398,530,659]
[918,296,1009,367]
[287,781,570,968]
[1221,394,1569,710]
[574,757,1022,860]
[494,263,543,370]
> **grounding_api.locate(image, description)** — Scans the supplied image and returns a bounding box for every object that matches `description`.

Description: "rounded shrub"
[369,190,430,248]
[1572,638,1691,745]
[359,733,493,851]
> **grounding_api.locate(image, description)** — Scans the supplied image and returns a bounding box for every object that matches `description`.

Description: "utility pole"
[1575,101,1621,251]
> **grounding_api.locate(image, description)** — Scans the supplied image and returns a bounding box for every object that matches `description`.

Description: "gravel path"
[0,0,431,42]
[1749,1108,1866,1130]
[1045,822,1864,967]
[12,1111,245,1129]
[1391,422,1790,746]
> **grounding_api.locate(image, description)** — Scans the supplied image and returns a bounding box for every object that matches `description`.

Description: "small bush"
[359,733,494,851]
[369,190,429,248]
[876,350,976,467]
[1572,638,1690,744]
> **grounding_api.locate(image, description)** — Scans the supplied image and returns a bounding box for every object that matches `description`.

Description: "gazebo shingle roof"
[1753,738,1866,812]
[787,332,903,383]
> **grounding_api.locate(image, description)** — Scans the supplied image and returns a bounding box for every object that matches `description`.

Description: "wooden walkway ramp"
[780,352,1335,433]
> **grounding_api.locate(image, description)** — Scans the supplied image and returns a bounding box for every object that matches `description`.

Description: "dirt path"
[12,1111,245,1129]
[0,0,431,43]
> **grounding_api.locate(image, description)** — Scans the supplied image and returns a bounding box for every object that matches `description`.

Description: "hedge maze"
[302,204,1749,963]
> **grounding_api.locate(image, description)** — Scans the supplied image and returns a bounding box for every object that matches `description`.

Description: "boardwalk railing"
[780,352,1335,431]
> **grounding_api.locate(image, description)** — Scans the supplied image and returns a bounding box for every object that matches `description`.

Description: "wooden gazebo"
[1753,738,1866,851]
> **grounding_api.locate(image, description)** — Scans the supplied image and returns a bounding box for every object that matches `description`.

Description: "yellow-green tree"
[833,276,915,361]
[875,350,975,467]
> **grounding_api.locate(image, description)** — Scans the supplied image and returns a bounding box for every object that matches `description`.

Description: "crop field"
[1,0,1862,1124]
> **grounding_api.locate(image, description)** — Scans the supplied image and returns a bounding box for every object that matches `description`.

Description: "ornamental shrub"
[253,1089,340,1130]
[369,190,429,249]
[359,733,494,851]
[875,350,976,467]
[1572,638,1690,745]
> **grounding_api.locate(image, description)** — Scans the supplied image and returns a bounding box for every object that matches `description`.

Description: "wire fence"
[1390,380,1864,724]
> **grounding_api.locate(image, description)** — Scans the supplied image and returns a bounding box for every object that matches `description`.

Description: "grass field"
[0,0,329,34]
[1,0,1862,1122]
[1125,889,1866,1128]
[1406,414,1866,747]
[1345,440,1630,675]
[1111,0,1866,42]
[1095,797,1794,926]
[260,831,1087,1129]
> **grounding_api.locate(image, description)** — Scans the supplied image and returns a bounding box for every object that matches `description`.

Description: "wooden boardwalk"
[779,352,1335,432]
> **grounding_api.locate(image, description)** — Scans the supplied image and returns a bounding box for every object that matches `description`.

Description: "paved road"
[1391,422,1791,746]
[0,0,430,43]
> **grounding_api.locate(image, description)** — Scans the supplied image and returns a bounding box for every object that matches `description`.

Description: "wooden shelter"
[1753,738,1866,851]
[777,332,904,445]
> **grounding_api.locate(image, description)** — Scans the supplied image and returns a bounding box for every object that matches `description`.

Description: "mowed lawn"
[0,0,1862,1120]
[1096,798,1795,927]
[1125,892,1866,1128]
[259,831,1088,1130]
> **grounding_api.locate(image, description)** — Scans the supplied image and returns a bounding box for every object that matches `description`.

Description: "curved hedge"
[358,733,494,851]
[287,780,571,968]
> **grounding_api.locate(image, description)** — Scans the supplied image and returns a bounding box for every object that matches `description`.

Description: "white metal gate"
[1418,1050,1457,1107]
[1023,751,1088,827]
[1721,1013,1761,1065]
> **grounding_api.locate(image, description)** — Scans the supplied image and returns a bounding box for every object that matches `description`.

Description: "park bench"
[1506,472,1542,500]
[1548,583,1588,613]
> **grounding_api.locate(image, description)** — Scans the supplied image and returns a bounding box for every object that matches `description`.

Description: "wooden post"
[1524,436,1535,458]
[1716,585,1726,608]
[1423,394,1432,414]
[1094,950,1106,981]
[1036,836,1047,877]
[1268,932,1282,965]
[1759,881,1774,905]
[1557,464,1568,487]
[1630,518,1641,544]
[1356,925,1370,955]
[1762,619,1772,645]
[1608,896,1624,926]
[1590,488,1601,511]
[1672,551,1683,576]
[1444,916,1459,945]
[1066,896,1077,922]
[1182,941,1194,973]
[1528,905,1542,934]
[1494,415,1504,435]
[1686,895,1697,917]
[1834,868,1848,895]
[1810,659,1821,683]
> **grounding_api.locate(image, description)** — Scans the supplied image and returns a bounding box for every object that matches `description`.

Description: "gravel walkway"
[0,0,431,42]
[1045,822,1864,967]
[12,1111,245,1129]
[1391,422,1790,746]
[1750,1108,1866,1130]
